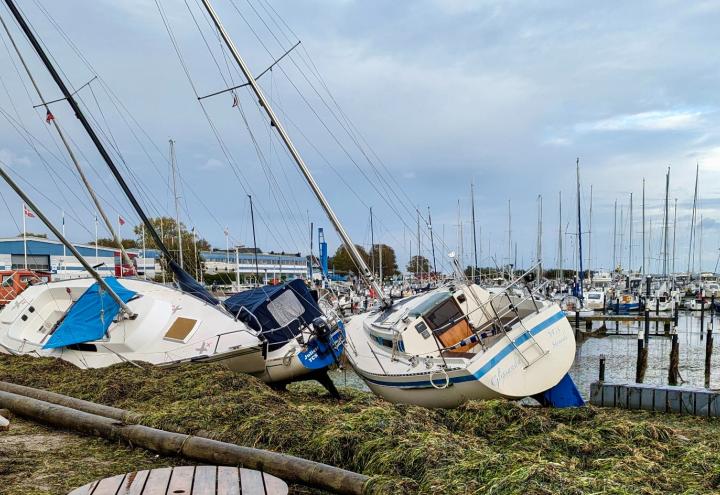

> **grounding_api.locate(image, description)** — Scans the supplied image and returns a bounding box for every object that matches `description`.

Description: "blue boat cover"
[168,259,219,306]
[43,277,136,349]
[223,279,322,351]
[535,373,585,408]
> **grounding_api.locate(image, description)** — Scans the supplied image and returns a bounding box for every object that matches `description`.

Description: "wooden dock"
[590,381,720,417]
[569,314,674,323]
[69,466,288,495]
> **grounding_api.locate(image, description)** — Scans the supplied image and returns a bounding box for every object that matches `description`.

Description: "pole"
[169,139,183,270]
[629,192,633,273]
[248,195,260,286]
[672,198,677,284]
[471,182,478,281]
[0,165,134,317]
[428,206,436,276]
[537,194,543,282]
[22,203,27,269]
[663,166,670,278]
[576,158,584,300]
[199,0,385,304]
[613,199,617,272]
[642,178,646,277]
[369,207,375,278]
[688,164,699,277]
[558,191,563,283]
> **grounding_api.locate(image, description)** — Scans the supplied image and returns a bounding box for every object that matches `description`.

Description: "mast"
[642,178,646,277]
[199,0,386,304]
[0,13,133,271]
[428,206,436,276]
[588,186,592,282]
[369,207,375,278]
[629,192,633,273]
[576,158,584,300]
[416,211,420,278]
[0,165,134,317]
[536,195,542,281]
[3,0,175,267]
[169,139,183,270]
[558,191,563,283]
[687,164,699,278]
[663,166,670,278]
[612,199,617,271]
[672,198,677,282]
[471,182,478,281]
[249,195,260,285]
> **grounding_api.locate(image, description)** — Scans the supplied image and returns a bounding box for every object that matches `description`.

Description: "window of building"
[11,254,50,271]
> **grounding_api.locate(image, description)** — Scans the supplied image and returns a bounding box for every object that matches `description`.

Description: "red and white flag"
[118,215,126,226]
[45,109,55,124]
[23,204,35,218]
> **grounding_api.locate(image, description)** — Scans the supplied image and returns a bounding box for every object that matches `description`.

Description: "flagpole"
[22,203,27,270]
[117,216,122,278]
[142,223,146,280]
[95,214,98,265]
[61,210,66,275]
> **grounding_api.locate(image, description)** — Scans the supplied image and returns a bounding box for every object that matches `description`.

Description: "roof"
[0,237,139,258]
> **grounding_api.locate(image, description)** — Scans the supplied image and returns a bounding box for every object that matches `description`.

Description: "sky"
[1,0,720,275]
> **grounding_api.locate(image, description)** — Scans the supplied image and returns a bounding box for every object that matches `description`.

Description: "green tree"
[369,244,399,280]
[18,232,47,239]
[407,255,430,274]
[330,244,369,274]
[132,217,211,280]
[93,238,139,249]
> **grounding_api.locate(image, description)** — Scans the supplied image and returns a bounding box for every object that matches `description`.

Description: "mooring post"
[674,300,679,326]
[636,332,647,383]
[599,354,606,381]
[574,309,579,337]
[705,303,713,389]
[668,332,679,386]
[644,276,651,343]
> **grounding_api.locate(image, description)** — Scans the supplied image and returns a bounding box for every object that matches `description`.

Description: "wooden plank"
[167,466,196,495]
[216,467,240,495]
[262,473,289,495]
[68,480,99,495]
[192,466,216,494]
[91,474,127,495]
[239,468,266,495]
[117,470,150,495]
[142,467,173,495]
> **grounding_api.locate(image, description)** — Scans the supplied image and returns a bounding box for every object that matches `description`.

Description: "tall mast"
[369,207,375,278]
[416,211,420,278]
[662,166,670,278]
[507,199,512,272]
[198,0,386,304]
[169,139,183,270]
[0,165,134,317]
[629,192,633,273]
[642,178,646,276]
[3,0,175,267]
[612,199,617,271]
[428,206,436,275]
[470,182,478,281]
[587,186,592,282]
[558,191,563,283]
[536,194,542,281]
[0,13,133,271]
[249,195,259,285]
[687,164,699,278]
[672,198,677,281]
[576,158,584,300]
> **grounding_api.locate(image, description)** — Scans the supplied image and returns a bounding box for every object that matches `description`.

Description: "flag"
[45,109,55,123]
[232,93,239,107]
[118,216,126,226]
[23,204,35,218]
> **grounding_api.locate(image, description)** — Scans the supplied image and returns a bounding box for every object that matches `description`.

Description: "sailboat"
[0,0,344,390]
[193,0,580,408]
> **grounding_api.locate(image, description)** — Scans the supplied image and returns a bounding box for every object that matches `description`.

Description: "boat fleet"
[0,0,584,409]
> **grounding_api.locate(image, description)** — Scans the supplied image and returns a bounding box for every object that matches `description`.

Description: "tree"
[132,217,211,280]
[93,238,139,249]
[330,244,369,274]
[369,244,399,280]
[18,232,47,239]
[407,255,430,274]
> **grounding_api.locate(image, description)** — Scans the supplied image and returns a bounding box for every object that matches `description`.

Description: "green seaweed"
[1,355,720,494]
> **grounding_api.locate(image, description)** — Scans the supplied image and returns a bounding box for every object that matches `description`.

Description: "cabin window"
[267,290,304,327]
[164,317,198,342]
[424,297,464,331]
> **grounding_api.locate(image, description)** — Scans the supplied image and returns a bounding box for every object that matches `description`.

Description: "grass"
[2,355,720,494]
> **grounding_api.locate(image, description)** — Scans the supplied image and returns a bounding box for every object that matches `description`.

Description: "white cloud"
[200,158,226,170]
[576,110,705,133]
[0,149,31,169]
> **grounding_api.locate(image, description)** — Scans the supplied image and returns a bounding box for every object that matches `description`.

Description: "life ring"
[429,369,450,389]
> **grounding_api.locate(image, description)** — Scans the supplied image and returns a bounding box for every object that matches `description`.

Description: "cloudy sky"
[1,0,719,275]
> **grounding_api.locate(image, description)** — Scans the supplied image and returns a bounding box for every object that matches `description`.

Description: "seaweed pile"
[2,355,720,494]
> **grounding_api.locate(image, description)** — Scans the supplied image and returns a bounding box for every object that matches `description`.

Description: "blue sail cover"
[43,277,136,349]
[223,279,322,351]
[168,259,219,306]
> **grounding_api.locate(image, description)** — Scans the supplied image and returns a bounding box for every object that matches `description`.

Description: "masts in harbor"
[428,206,436,275]
[662,167,670,278]
[199,0,386,304]
[612,199,617,271]
[470,182,478,280]
[629,192,633,274]
[169,139,183,270]
[507,199,512,271]
[687,164,699,278]
[558,191,563,282]
[642,178,646,276]
[536,194,543,281]
[249,195,260,285]
[576,158,584,300]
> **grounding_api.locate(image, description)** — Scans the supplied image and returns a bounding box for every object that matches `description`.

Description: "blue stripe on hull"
[359,309,566,389]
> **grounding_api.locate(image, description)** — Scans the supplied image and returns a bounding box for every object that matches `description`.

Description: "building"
[193,248,308,283]
[0,237,154,279]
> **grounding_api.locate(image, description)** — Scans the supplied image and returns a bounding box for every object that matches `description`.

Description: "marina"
[0,0,720,494]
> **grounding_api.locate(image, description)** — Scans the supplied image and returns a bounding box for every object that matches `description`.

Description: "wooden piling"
[599,355,606,381]
[705,318,713,389]
[636,333,647,383]
[668,332,679,386]
[0,389,370,495]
